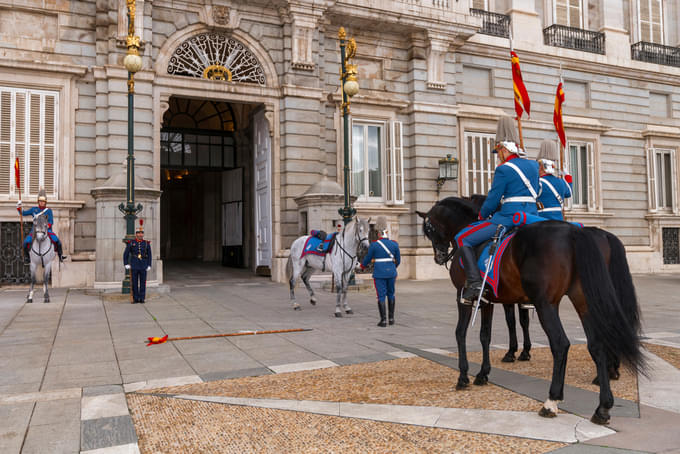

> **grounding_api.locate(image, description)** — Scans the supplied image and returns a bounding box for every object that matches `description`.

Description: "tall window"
[0,87,58,198]
[638,0,663,43]
[464,132,496,196]
[351,120,403,204]
[566,141,595,209]
[647,148,677,212]
[554,0,583,28]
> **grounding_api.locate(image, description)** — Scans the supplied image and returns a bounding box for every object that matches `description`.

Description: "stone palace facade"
[0,0,678,287]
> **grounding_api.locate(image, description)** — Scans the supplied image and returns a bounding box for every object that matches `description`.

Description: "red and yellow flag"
[511,51,531,119]
[14,158,20,191]
[553,82,566,148]
[146,334,168,346]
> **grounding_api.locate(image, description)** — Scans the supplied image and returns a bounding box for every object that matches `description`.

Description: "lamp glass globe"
[124,54,143,73]
[344,80,359,97]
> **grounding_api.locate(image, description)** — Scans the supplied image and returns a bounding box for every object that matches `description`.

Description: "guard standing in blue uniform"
[360,217,401,327]
[124,219,152,304]
[454,136,541,302]
[16,189,66,263]
[536,140,573,221]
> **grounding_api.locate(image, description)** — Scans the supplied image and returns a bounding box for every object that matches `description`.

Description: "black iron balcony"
[631,41,680,68]
[543,24,605,55]
[470,8,510,38]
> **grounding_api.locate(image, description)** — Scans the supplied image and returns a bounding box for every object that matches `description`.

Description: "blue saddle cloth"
[301,232,337,258]
[458,232,516,297]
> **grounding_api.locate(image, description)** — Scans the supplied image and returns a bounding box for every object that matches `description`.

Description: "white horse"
[27,214,56,303]
[287,217,370,317]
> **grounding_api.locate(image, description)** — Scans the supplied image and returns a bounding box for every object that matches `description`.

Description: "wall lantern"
[437,154,459,189]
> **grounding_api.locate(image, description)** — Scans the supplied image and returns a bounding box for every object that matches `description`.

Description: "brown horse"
[417,197,645,425]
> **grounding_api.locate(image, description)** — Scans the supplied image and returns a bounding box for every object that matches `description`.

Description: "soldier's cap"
[537,140,559,162]
[136,219,144,233]
[375,216,388,233]
[37,188,47,202]
[494,141,521,155]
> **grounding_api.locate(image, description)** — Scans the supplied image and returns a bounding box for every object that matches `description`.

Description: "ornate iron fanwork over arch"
[167,33,266,86]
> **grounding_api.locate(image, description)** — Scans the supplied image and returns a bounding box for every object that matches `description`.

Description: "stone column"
[599,0,631,61]
[91,166,161,289]
[507,0,543,46]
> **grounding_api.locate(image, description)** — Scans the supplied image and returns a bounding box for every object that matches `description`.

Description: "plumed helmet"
[537,140,559,161]
[37,188,47,203]
[495,115,519,145]
[136,219,144,233]
[375,216,389,235]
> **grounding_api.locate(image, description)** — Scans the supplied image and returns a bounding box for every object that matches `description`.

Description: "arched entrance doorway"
[160,96,248,267]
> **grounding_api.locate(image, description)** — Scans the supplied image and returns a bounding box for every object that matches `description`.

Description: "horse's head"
[352,216,371,258]
[416,197,481,265]
[33,214,48,242]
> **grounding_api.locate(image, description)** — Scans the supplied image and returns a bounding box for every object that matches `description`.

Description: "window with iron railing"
[470,8,510,38]
[631,41,680,68]
[543,24,605,54]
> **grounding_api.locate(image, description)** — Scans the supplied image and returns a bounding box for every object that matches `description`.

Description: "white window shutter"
[392,120,404,205]
[0,90,10,194]
[44,94,57,196]
[671,148,678,214]
[555,0,568,25]
[646,148,657,212]
[587,143,596,210]
[385,121,394,204]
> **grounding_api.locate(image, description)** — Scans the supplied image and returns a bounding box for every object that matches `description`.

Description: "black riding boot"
[461,246,483,302]
[377,300,387,327]
[56,242,66,262]
[388,298,395,325]
[23,244,30,264]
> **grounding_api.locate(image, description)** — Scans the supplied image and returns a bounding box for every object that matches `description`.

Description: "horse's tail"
[572,228,646,376]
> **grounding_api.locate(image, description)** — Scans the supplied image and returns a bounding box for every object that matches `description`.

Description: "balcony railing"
[470,8,510,38]
[631,41,680,68]
[543,24,605,55]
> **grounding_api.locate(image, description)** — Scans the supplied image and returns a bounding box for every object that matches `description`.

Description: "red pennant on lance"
[14,158,20,191]
[146,334,168,346]
[553,82,566,148]
[511,51,531,119]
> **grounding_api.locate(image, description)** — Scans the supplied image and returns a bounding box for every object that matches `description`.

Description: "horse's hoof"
[518,351,531,361]
[473,375,488,386]
[310,300,317,306]
[293,306,302,311]
[590,410,610,425]
[501,352,516,363]
[26,299,32,304]
[456,380,470,391]
[334,312,342,318]
[44,300,49,304]
[345,309,353,315]
[538,407,557,418]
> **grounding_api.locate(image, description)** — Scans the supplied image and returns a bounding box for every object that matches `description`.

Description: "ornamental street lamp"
[338,27,359,226]
[436,154,459,196]
[118,0,143,294]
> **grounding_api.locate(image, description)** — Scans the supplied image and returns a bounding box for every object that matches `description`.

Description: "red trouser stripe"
[456,222,492,247]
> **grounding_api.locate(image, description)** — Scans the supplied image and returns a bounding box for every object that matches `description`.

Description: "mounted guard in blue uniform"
[536,140,573,221]
[360,217,401,327]
[124,219,152,304]
[16,189,66,263]
[454,116,543,303]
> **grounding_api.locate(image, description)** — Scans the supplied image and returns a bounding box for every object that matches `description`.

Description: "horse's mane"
[436,196,482,218]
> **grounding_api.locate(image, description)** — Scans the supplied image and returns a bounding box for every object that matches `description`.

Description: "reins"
[31,234,53,268]
[334,221,368,289]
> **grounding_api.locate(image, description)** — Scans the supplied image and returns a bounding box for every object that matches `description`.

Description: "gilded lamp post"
[338,27,359,225]
[118,0,143,294]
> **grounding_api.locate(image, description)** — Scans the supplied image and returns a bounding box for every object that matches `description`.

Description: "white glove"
[125,264,130,270]
[16,200,22,209]
[146,266,151,271]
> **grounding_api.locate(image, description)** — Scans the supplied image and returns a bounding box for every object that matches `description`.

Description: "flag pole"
[15,159,25,254]
[558,64,565,177]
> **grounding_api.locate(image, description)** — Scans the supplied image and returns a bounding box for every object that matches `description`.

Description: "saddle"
[301,232,338,258]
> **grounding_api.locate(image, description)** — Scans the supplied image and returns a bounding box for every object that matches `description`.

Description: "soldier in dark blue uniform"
[360,217,401,327]
[536,140,573,221]
[454,137,542,302]
[124,219,152,304]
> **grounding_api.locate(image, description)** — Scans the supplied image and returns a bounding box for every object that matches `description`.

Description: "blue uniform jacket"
[124,240,152,270]
[22,207,54,229]
[361,237,400,279]
[480,156,540,227]
[538,175,573,220]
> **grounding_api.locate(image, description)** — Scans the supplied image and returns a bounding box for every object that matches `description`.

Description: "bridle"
[334,221,369,287]
[424,218,456,267]
[31,219,53,268]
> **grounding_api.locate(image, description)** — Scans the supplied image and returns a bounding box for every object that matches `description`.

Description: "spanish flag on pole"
[511,51,531,119]
[553,82,566,148]
[14,158,20,191]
